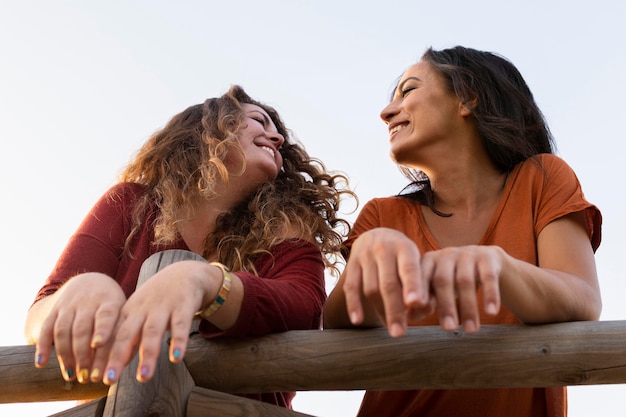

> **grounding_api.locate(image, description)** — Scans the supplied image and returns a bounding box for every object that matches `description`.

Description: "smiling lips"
[389,123,408,137]
[259,145,275,158]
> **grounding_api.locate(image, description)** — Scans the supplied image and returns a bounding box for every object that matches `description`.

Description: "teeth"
[260,146,274,157]
[390,124,406,135]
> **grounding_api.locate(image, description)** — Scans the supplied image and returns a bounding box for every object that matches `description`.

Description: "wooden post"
[186,387,316,417]
[102,250,205,417]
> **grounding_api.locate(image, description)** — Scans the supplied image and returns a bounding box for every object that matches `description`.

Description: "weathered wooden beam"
[0,343,107,403]
[4,320,626,405]
[184,320,626,392]
[186,387,315,417]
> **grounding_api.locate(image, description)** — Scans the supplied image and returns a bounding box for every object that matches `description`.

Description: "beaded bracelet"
[195,262,232,320]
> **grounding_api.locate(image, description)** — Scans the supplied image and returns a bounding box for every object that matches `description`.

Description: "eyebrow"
[396,76,421,94]
[247,110,272,126]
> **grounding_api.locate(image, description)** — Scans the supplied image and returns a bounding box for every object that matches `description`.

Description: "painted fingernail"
[90,368,101,381]
[78,368,89,383]
[106,368,116,382]
[91,335,103,347]
[172,348,181,360]
[139,365,150,380]
[65,368,74,380]
[35,353,43,367]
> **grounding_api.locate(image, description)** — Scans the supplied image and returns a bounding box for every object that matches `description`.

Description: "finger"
[89,342,111,383]
[455,254,481,333]
[134,315,170,382]
[52,309,77,381]
[424,252,459,332]
[373,259,407,338]
[71,308,96,384]
[167,309,194,364]
[396,241,428,307]
[103,313,144,385]
[90,301,121,349]
[477,251,501,316]
[343,262,365,325]
[35,310,58,368]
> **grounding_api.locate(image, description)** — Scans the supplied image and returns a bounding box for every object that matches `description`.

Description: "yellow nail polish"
[90,368,101,381]
[78,368,89,383]
[91,335,103,347]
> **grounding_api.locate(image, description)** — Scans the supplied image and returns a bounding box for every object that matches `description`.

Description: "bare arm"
[324,212,601,337]
[499,211,601,323]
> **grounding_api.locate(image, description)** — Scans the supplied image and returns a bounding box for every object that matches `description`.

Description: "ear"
[459,97,477,117]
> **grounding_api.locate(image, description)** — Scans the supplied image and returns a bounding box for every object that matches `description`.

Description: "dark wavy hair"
[397,46,555,214]
[119,85,355,275]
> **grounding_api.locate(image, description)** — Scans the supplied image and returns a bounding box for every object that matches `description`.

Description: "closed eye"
[251,117,265,126]
[400,86,416,97]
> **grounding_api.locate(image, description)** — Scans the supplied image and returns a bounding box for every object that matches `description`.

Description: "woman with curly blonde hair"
[25,85,354,409]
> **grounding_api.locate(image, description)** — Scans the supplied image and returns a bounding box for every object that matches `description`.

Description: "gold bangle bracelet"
[195,262,232,320]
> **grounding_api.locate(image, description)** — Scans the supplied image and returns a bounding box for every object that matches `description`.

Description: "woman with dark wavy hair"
[324,46,602,416]
[26,85,355,409]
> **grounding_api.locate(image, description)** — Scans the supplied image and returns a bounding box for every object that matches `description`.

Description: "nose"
[267,130,285,148]
[380,99,399,124]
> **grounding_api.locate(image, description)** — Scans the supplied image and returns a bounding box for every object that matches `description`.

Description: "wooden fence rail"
[2,320,626,415]
[5,250,626,415]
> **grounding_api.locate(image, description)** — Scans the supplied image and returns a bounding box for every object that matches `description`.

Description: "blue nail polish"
[140,365,150,378]
[106,368,116,381]
[65,368,74,379]
[173,348,181,360]
[35,354,42,366]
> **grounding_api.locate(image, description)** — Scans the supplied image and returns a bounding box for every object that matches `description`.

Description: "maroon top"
[34,182,327,408]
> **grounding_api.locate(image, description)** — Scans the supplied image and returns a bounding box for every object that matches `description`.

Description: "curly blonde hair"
[119,85,355,276]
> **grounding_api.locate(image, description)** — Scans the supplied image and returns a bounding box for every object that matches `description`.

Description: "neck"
[426,159,507,218]
[176,199,230,255]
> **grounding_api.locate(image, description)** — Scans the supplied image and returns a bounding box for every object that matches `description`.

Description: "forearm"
[500,255,602,323]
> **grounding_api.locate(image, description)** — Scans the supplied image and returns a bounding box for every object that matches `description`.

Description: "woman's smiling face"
[224,103,285,194]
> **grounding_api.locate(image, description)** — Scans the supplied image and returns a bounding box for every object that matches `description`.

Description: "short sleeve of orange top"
[347,154,602,417]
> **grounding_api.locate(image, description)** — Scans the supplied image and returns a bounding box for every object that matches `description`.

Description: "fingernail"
[443,316,457,330]
[390,323,404,338]
[405,292,419,304]
[35,353,43,367]
[486,302,498,315]
[91,335,103,347]
[90,368,101,381]
[349,312,359,324]
[78,368,89,383]
[172,348,181,360]
[464,320,477,333]
[65,368,74,380]
[106,368,116,382]
[139,365,150,380]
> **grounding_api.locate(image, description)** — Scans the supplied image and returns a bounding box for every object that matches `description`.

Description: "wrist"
[195,262,232,320]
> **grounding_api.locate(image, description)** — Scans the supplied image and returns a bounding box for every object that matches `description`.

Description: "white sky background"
[1,0,625,415]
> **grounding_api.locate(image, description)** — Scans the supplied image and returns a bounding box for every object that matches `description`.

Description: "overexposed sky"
[1,1,625,415]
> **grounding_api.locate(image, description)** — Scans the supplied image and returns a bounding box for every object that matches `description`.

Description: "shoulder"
[105,182,146,201]
[518,153,574,176]
[511,154,580,188]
